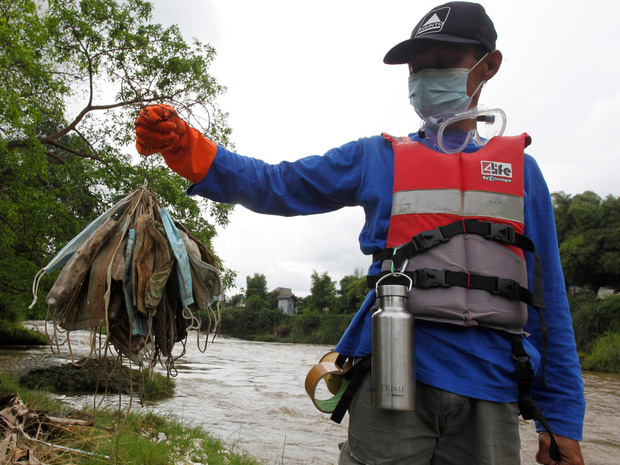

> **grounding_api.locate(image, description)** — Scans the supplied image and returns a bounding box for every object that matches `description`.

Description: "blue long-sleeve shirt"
[187,132,585,440]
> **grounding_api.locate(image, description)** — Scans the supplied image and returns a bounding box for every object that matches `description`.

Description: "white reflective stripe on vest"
[391,189,524,224]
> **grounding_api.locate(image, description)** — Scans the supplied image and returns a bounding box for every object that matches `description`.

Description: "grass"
[571,294,620,353]
[0,374,263,465]
[0,320,49,345]
[580,333,620,373]
[569,293,620,373]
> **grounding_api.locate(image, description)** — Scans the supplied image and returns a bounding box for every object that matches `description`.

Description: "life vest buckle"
[491,277,520,300]
[485,222,516,244]
[413,268,449,288]
[411,227,449,252]
[512,354,535,384]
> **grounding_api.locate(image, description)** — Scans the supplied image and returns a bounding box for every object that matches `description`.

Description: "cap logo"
[416,7,451,37]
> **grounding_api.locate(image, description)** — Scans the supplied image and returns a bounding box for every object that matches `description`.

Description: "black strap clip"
[485,222,516,244]
[512,353,536,399]
[411,227,449,252]
[491,277,520,300]
[413,268,449,288]
[512,352,533,371]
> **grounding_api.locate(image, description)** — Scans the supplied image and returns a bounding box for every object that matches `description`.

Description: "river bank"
[0,374,263,465]
[0,320,48,346]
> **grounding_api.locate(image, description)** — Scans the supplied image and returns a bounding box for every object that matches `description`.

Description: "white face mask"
[408,53,488,119]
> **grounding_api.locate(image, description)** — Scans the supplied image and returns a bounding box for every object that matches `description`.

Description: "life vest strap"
[367,268,533,306]
[371,219,546,310]
[510,335,561,462]
[376,219,517,265]
[367,266,550,388]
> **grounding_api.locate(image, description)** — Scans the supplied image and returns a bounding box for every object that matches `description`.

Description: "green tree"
[307,270,337,313]
[338,268,369,313]
[553,191,620,293]
[244,274,280,334]
[0,0,234,322]
[245,274,268,303]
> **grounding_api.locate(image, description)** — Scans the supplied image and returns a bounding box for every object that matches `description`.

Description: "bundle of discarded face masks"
[30,184,222,373]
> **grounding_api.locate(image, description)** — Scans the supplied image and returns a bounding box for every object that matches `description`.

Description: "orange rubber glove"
[135,104,188,155]
[135,104,217,184]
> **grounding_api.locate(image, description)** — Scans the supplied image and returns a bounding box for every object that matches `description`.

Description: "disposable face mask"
[408,54,488,119]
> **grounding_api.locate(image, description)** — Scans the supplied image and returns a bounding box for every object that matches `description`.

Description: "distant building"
[598,287,618,298]
[273,287,295,315]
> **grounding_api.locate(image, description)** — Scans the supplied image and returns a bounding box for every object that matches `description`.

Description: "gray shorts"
[338,374,521,465]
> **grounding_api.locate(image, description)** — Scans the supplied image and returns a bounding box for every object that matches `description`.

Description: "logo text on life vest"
[481,161,513,183]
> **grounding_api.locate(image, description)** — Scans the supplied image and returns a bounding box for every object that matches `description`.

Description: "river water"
[1,323,619,464]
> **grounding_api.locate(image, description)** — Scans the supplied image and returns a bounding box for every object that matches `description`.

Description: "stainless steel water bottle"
[371,283,415,411]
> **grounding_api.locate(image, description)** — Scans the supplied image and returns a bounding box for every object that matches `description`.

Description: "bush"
[219,305,354,344]
[581,333,620,373]
[280,313,353,345]
[571,294,620,352]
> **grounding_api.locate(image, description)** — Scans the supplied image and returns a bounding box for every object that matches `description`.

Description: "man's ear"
[482,49,503,81]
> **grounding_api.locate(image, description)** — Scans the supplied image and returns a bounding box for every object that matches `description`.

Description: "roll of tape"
[305,360,349,413]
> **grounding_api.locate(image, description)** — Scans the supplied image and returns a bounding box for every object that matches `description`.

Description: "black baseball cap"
[384,2,497,64]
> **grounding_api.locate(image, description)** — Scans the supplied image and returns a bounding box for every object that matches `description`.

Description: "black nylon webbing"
[366,267,550,389]
[373,219,520,264]
[330,356,371,424]
[371,219,546,310]
[367,268,535,306]
[511,335,561,462]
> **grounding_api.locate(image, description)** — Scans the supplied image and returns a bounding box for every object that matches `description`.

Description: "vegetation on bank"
[223,311,354,345]
[0,374,262,465]
[571,293,620,373]
[0,320,48,345]
[553,192,620,294]
[554,191,620,373]
[219,271,363,345]
[19,358,175,401]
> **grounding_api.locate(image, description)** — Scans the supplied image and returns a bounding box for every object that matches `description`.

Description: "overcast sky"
[148,0,620,297]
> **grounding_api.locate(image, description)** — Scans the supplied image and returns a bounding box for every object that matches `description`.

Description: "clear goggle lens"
[419,107,507,154]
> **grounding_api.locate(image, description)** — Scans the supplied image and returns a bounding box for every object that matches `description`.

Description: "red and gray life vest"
[336,134,561,460]
[371,133,545,334]
[361,134,561,460]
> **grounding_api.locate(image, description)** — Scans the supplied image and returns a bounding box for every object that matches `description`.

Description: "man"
[135,2,585,464]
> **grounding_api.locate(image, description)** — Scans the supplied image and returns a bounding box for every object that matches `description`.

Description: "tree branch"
[0,213,43,268]
[45,139,100,161]
[74,128,99,158]
[45,150,67,164]
[6,94,169,156]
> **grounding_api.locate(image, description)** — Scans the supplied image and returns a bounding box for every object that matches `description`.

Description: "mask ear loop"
[469,53,489,74]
